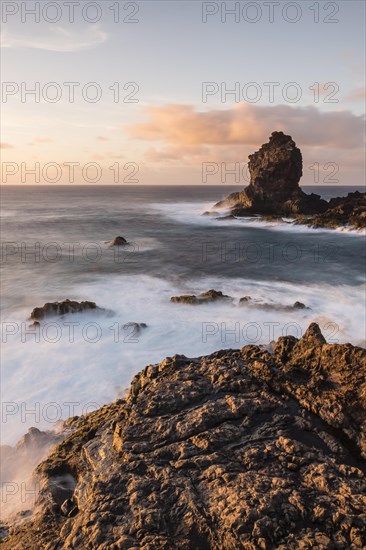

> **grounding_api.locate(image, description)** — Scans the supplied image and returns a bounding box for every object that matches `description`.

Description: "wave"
[151,201,366,237]
[1,273,365,445]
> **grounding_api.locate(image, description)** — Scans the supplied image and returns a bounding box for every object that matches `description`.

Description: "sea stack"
[216,131,327,216]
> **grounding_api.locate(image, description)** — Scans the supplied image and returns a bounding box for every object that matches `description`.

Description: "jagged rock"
[170,289,233,305]
[295,191,366,229]
[2,324,365,549]
[216,132,326,216]
[215,132,365,228]
[245,130,304,205]
[30,300,99,321]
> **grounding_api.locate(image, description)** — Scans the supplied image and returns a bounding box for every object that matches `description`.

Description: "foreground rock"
[215,132,366,229]
[30,299,99,321]
[2,324,365,549]
[171,289,232,305]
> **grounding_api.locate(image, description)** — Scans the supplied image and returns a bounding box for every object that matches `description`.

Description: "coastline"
[2,323,365,548]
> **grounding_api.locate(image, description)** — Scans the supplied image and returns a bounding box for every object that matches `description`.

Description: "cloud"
[96,136,110,141]
[129,104,365,152]
[92,153,105,161]
[344,87,366,102]
[1,26,108,52]
[33,137,53,144]
[0,143,14,149]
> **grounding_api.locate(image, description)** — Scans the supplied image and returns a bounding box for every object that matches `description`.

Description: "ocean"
[1,184,365,444]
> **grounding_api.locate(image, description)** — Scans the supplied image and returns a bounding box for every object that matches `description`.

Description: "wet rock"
[239,295,252,304]
[298,191,366,230]
[293,301,307,309]
[170,294,198,305]
[215,214,236,220]
[202,210,220,217]
[123,322,148,334]
[2,324,365,549]
[239,298,309,311]
[171,289,233,305]
[30,299,99,321]
[108,236,129,246]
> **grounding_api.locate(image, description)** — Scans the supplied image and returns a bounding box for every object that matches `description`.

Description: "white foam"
[150,200,366,237]
[1,274,365,445]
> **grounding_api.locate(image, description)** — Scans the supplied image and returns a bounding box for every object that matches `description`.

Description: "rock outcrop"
[2,324,365,549]
[215,132,365,228]
[170,289,233,305]
[30,299,99,321]
[295,191,366,230]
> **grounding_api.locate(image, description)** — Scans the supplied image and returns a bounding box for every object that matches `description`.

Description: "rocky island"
[1,324,365,549]
[215,132,366,230]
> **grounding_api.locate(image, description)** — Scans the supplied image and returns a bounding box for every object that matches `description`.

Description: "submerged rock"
[215,132,365,228]
[239,298,309,311]
[30,299,99,321]
[123,322,148,334]
[171,289,233,305]
[2,324,365,549]
[108,236,129,246]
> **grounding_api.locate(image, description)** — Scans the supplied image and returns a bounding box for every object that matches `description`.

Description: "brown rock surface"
[108,236,129,247]
[1,324,365,549]
[30,299,99,321]
[171,289,233,305]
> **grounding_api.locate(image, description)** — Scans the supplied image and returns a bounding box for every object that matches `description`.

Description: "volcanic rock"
[239,299,309,311]
[108,236,129,246]
[170,289,233,305]
[216,132,327,216]
[296,190,366,229]
[215,132,365,228]
[30,299,99,321]
[2,324,365,549]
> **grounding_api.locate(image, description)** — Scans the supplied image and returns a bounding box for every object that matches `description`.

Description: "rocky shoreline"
[215,132,366,230]
[1,323,365,549]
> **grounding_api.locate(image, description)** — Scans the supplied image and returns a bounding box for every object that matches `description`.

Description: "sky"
[1,0,365,185]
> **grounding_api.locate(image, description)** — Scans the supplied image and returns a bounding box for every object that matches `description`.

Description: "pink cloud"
[129,104,365,150]
[33,137,53,144]
[96,136,110,141]
[344,87,366,102]
[0,143,14,149]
